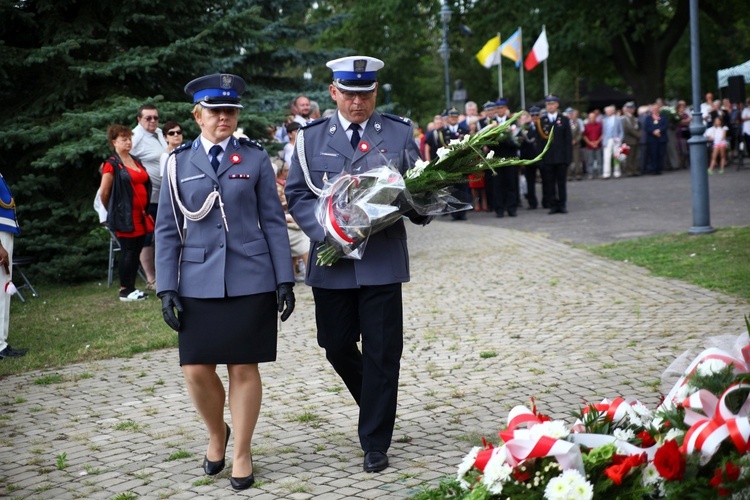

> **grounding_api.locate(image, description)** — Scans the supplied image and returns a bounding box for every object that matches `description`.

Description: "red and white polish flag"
[524,27,549,71]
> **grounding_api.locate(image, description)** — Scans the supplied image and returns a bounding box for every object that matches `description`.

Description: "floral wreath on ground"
[413,317,750,499]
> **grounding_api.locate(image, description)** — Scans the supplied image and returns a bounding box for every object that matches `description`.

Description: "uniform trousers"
[492,165,519,215]
[0,232,13,352]
[540,163,568,210]
[312,284,403,453]
[523,165,539,208]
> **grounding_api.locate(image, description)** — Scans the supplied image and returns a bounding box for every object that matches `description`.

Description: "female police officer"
[155,73,295,490]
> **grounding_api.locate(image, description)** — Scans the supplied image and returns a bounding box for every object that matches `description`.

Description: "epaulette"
[172,141,192,155]
[238,137,264,151]
[382,113,412,126]
[301,117,327,129]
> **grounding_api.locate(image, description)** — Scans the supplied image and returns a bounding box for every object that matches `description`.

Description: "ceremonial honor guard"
[156,73,295,490]
[285,55,430,473]
[538,95,572,214]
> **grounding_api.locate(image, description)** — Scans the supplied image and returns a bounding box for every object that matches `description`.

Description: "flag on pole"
[475,35,501,68]
[524,27,549,71]
[500,29,522,68]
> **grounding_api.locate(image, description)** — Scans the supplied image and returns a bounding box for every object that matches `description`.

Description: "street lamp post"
[687,0,714,235]
[439,1,452,110]
[382,83,392,113]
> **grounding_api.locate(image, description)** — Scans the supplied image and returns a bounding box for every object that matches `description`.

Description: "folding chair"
[12,256,39,303]
[107,229,147,288]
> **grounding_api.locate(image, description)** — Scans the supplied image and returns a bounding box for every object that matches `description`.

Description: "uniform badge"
[328,124,337,135]
[374,122,382,133]
[220,74,233,89]
[353,59,367,75]
[230,154,241,164]
[358,142,370,153]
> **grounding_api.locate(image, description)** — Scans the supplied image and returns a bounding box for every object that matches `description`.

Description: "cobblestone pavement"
[1,175,749,498]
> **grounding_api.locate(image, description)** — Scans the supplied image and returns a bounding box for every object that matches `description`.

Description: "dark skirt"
[178,292,277,365]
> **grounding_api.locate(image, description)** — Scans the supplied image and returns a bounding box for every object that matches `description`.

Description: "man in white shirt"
[601,105,624,178]
[130,104,167,290]
[292,95,312,126]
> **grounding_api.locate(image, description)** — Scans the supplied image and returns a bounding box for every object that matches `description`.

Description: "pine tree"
[0,0,334,281]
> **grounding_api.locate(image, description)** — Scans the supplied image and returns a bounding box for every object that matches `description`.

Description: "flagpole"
[542,25,549,96]
[519,26,526,110]
[497,32,503,98]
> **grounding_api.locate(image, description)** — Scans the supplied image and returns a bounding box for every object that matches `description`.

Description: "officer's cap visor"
[333,79,377,92]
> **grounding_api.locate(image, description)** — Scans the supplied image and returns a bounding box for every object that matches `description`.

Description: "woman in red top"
[99,124,152,301]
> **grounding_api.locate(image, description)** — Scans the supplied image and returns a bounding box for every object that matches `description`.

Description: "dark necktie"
[209,145,222,172]
[349,124,361,150]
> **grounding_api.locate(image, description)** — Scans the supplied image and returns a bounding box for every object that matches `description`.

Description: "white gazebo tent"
[717,60,750,88]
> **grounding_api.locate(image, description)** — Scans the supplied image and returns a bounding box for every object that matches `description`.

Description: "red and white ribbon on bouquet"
[322,174,360,247]
[570,397,643,433]
[681,382,750,458]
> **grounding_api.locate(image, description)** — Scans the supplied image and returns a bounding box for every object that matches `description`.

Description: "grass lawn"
[0,280,176,378]
[584,226,750,301]
[1,226,747,379]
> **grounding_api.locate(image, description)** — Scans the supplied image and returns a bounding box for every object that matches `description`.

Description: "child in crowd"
[704,116,728,174]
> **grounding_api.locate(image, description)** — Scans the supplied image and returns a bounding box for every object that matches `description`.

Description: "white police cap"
[326,56,384,92]
[184,73,246,109]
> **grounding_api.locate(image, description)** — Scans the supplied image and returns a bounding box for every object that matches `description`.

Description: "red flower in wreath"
[653,439,685,481]
[603,453,646,485]
[637,430,656,447]
[230,153,242,164]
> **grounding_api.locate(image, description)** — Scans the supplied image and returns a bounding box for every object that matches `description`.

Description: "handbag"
[143,211,155,233]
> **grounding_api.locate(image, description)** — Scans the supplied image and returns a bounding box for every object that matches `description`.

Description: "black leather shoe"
[558,207,568,214]
[230,474,255,490]
[203,423,230,476]
[508,211,517,217]
[0,345,27,358]
[548,208,558,215]
[363,451,389,473]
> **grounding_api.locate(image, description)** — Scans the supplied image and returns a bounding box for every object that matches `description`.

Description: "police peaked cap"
[185,74,246,109]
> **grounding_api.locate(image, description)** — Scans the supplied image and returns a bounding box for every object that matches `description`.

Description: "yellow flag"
[475,35,500,69]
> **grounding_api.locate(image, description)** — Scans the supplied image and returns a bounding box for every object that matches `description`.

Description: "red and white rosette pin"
[230,153,242,164]
[358,141,370,153]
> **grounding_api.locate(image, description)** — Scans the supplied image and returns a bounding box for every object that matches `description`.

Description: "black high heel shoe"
[230,454,255,490]
[203,423,230,476]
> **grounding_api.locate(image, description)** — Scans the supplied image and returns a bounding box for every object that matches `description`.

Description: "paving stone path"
[1,214,748,499]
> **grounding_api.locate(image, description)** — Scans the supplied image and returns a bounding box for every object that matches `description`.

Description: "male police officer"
[285,55,430,473]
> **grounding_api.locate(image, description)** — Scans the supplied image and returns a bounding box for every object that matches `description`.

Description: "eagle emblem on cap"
[353,59,367,73]
[220,74,233,89]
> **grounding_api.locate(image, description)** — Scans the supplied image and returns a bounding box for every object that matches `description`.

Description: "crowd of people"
[401,91,750,217]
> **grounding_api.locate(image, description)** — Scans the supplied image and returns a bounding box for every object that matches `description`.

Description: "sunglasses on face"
[339,90,375,101]
[142,115,160,122]
[167,130,182,136]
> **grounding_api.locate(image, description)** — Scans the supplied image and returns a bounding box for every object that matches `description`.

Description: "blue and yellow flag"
[500,29,522,67]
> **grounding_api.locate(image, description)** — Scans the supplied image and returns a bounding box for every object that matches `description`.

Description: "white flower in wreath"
[614,428,636,442]
[630,401,653,427]
[529,420,570,440]
[481,447,513,494]
[544,469,593,500]
[456,446,481,489]
[696,359,728,377]
[448,138,462,146]
[486,150,496,160]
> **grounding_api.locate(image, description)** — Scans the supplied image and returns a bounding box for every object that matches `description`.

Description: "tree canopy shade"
[0,0,335,281]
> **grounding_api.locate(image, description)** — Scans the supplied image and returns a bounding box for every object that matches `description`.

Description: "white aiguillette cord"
[167,153,229,243]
